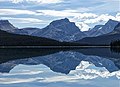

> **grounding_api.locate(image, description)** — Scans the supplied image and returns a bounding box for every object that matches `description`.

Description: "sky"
[0,0,120,31]
[0,61,119,86]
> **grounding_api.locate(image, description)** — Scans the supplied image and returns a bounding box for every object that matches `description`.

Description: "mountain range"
[0,18,120,45]
[0,29,86,46]
[0,48,119,74]
[84,19,119,37]
[77,23,120,45]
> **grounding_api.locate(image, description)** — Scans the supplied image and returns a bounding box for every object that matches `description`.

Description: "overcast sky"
[0,0,119,31]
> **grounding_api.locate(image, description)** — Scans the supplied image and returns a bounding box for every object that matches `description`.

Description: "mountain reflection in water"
[0,48,120,87]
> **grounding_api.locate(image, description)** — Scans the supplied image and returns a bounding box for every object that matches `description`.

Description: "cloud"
[11,0,23,3]
[116,13,120,21]
[84,69,120,78]
[0,61,119,85]
[75,61,91,70]
[28,0,63,4]
[40,63,120,83]
[37,10,120,23]
[75,22,90,31]
[72,13,120,31]
[0,77,43,84]
[0,70,43,76]
[37,10,77,17]
[39,75,97,83]
[84,14,119,24]
[36,10,97,18]
[1,17,44,24]
[0,0,63,4]
[38,61,120,83]
[0,9,119,23]
[0,9,119,31]
[36,9,98,31]
[0,9,36,15]
[70,61,120,79]
[36,9,120,31]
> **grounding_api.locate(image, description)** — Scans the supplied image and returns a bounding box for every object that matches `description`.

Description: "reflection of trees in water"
[110,47,120,53]
[110,40,120,53]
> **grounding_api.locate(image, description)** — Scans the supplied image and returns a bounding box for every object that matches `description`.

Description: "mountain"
[109,23,120,34]
[76,34,120,45]
[0,20,16,30]
[0,20,29,35]
[0,20,40,35]
[84,25,103,37]
[20,28,39,35]
[31,18,119,42]
[0,29,64,46]
[76,22,120,45]
[0,29,84,46]
[100,19,119,34]
[84,19,119,37]
[0,19,119,42]
[8,28,40,35]
[32,18,86,42]
[7,29,28,35]
[0,49,119,74]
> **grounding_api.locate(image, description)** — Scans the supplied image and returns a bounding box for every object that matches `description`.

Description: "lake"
[0,47,120,87]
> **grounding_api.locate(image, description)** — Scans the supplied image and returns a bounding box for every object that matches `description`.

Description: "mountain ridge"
[76,22,120,45]
[84,19,119,37]
[32,18,86,42]
[0,18,119,43]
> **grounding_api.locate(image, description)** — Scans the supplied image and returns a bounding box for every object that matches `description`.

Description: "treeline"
[110,40,120,53]
[0,29,111,47]
[110,40,120,47]
[0,29,88,46]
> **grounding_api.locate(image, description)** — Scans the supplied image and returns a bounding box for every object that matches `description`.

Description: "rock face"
[8,28,40,35]
[84,25,104,37]
[7,29,28,35]
[0,19,119,42]
[76,22,120,45]
[32,18,86,42]
[0,50,119,74]
[100,19,119,34]
[0,20,40,35]
[0,20,16,30]
[85,19,119,37]
[110,23,120,34]
[32,18,118,42]
[20,28,39,35]
[0,20,29,35]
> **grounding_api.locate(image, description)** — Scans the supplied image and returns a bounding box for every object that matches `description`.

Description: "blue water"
[0,48,120,87]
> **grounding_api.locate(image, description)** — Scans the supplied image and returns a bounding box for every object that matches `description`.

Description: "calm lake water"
[0,48,120,87]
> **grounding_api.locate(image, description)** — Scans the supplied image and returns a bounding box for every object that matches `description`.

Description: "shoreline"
[0,46,110,49]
